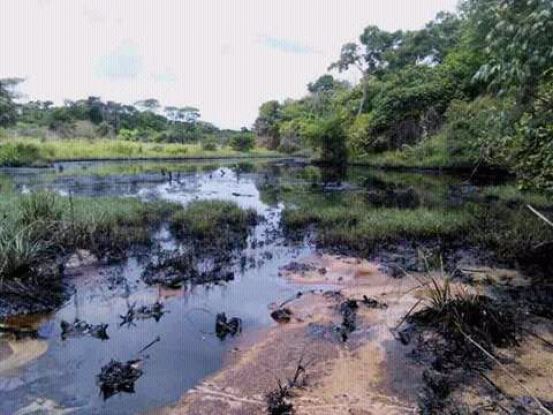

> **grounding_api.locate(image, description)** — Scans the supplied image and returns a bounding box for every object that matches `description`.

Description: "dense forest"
[253,0,552,190]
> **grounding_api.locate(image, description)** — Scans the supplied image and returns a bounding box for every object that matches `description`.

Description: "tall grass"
[410,275,517,348]
[0,137,278,165]
[170,200,257,250]
[0,192,180,282]
[0,221,48,280]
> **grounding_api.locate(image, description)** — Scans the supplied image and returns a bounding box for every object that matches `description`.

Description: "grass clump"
[0,191,180,314]
[170,200,257,251]
[282,202,473,254]
[410,277,518,349]
[0,192,179,278]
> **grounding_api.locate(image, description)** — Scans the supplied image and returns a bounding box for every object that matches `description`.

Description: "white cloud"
[0,0,458,129]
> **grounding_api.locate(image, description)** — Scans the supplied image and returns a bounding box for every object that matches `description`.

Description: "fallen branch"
[527,205,553,228]
[458,326,552,415]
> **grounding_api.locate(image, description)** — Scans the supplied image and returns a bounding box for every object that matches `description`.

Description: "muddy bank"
[154,253,553,415]
[155,254,423,414]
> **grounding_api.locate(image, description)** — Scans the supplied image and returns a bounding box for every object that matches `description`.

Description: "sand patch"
[154,254,422,415]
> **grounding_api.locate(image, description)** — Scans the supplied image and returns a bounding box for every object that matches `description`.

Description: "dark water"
[0,159,317,415]
[0,159,549,414]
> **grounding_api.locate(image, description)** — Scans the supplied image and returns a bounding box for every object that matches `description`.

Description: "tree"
[473,0,553,107]
[0,78,24,126]
[134,98,161,113]
[329,27,399,115]
[176,106,200,124]
[229,132,255,152]
[253,100,282,149]
[164,106,179,123]
[302,116,348,165]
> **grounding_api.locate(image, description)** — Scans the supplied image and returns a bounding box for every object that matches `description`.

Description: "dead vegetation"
[215,313,242,340]
[398,271,552,414]
[60,319,109,340]
[266,355,310,415]
[119,301,165,327]
[97,359,143,400]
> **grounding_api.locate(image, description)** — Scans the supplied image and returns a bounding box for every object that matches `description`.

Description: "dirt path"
[154,254,423,415]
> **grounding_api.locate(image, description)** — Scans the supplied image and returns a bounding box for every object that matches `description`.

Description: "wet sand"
[154,254,423,414]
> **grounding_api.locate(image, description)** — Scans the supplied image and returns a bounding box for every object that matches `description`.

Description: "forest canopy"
[253,0,553,189]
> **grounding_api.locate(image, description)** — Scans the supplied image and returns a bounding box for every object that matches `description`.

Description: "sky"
[0,0,458,129]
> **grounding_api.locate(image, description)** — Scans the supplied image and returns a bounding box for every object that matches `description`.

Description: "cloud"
[261,36,315,54]
[96,42,142,79]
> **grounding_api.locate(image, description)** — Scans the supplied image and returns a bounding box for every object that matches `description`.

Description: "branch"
[527,205,553,228]
[458,327,552,415]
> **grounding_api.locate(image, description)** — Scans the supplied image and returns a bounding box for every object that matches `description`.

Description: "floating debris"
[120,302,165,327]
[214,313,242,340]
[97,359,143,400]
[60,319,108,341]
[142,251,236,288]
[361,295,388,309]
[271,308,293,323]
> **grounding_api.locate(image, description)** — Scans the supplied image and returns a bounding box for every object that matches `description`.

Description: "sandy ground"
[154,254,424,415]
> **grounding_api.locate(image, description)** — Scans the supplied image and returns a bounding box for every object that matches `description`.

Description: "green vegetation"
[0,137,277,164]
[229,131,256,152]
[253,0,553,190]
[0,192,179,283]
[170,200,257,251]
[0,142,45,167]
[266,167,553,263]
[0,82,278,165]
[283,205,472,251]
[411,276,517,348]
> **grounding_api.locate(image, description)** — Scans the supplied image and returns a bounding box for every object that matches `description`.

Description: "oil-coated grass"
[170,200,257,250]
[410,276,518,349]
[0,192,179,282]
[281,190,474,253]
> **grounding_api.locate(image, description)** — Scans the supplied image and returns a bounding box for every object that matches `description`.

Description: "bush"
[302,116,348,165]
[0,142,42,166]
[201,140,218,151]
[117,128,139,141]
[229,133,255,152]
[444,97,505,165]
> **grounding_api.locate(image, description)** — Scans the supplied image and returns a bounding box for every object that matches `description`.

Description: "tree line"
[0,84,255,151]
[253,0,552,189]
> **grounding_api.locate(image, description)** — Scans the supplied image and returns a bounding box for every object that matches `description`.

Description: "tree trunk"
[357,77,368,117]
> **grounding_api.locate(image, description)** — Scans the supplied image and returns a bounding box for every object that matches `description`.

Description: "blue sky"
[0,0,457,129]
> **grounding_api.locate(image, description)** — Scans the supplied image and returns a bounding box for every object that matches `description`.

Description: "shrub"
[117,128,139,141]
[229,133,255,152]
[444,97,505,165]
[0,142,42,166]
[201,140,218,151]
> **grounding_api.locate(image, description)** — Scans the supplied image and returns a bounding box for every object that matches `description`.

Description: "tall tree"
[134,98,161,113]
[0,78,24,126]
[329,27,399,115]
[253,100,282,149]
